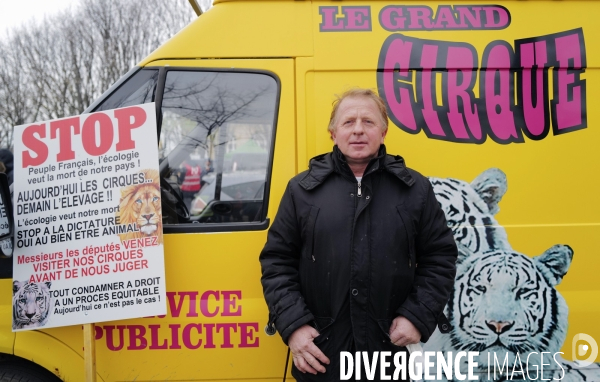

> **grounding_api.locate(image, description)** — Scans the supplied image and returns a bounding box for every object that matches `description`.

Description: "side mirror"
[0,173,13,257]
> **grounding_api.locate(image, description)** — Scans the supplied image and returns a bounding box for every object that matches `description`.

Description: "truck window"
[158,70,278,229]
[91,68,278,230]
[95,69,159,111]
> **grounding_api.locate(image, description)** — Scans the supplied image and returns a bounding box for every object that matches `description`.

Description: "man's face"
[331,96,387,165]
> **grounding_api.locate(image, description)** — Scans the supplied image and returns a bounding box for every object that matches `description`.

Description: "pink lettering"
[519,40,549,138]
[484,6,511,29]
[200,290,220,317]
[127,325,147,350]
[319,7,345,31]
[148,324,168,349]
[204,323,216,349]
[97,322,262,351]
[344,7,371,30]
[455,6,482,28]
[445,46,482,140]
[419,44,445,137]
[553,31,586,131]
[216,323,238,348]
[377,5,509,31]
[378,30,585,144]
[239,323,260,348]
[169,324,182,349]
[483,43,519,141]
[433,6,459,29]
[407,7,433,29]
[380,35,417,131]
[104,325,126,351]
[166,291,198,318]
[380,6,406,30]
[221,290,242,316]
[182,323,203,349]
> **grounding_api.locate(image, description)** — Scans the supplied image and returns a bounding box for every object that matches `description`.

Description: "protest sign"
[12,103,166,331]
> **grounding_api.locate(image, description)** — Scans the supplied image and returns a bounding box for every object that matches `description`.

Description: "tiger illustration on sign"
[12,281,52,330]
[117,168,163,244]
[426,169,600,381]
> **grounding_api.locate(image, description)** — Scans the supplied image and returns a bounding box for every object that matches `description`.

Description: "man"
[260,88,457,381]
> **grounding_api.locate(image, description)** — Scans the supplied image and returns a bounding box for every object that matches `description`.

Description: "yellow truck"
[1,0,599,380]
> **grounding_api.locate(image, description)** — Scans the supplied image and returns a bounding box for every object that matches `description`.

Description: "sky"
[0,0,79,35]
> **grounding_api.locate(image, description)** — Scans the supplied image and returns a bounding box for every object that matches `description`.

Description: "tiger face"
[13,281,52,330]
[118,169,163,243]
[430,168,509,253]
[445,244,572,370]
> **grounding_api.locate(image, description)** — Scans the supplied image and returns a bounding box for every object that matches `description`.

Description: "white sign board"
[12,103,166,331]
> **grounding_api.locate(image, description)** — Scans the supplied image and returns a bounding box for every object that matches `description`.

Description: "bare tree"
[0,0,198,150]
[0,30,41,148]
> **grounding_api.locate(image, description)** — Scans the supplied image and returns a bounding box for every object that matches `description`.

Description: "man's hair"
[328,88,389,133]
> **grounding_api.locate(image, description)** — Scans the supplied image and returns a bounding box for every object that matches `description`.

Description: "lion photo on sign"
[116,168,163,244]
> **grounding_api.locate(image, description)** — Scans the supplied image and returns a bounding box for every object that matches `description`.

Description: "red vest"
[181,164,201,192]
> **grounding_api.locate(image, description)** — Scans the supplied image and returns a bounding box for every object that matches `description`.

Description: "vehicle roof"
[140,0,313,65]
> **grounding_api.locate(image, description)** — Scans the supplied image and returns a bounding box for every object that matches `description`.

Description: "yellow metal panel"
[14,330,91,382]
[306,0,600,362]
[295,57,314,173]
[313,1,600,70]
[90,58,295,381]
[140,1,313,65]
[0,280,15,354]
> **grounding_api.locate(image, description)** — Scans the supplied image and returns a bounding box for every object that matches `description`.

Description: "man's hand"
[389,316,421,347]
[288,324,330,374]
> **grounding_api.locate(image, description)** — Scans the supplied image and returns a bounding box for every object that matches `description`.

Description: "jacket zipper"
[357,181,362,197]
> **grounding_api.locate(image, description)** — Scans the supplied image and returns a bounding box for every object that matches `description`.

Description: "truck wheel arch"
[12,330,101,382]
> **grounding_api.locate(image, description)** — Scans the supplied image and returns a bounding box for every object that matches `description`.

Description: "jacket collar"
[299,145,415,190]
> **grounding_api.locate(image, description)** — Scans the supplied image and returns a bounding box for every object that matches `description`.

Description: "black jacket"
[260,145,457,380]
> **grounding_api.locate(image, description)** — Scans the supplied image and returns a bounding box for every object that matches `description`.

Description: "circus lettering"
[377,28,586,144]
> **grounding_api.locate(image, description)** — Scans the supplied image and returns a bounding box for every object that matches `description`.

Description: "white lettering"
[364,351,378,380]
[541,352,551,381]
[409,351,423,381]
[526,352,539,380]
[393,352,407,380]
[438,351,453,379]
[468,351,479,380]
[340,351,353,380]
[553,352,565,381]
[424,351,435,380]
[455,351,467,381]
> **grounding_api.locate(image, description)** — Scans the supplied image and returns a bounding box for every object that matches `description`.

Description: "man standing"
[260,88,457,381]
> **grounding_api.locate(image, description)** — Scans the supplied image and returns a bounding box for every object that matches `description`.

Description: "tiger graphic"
[429,168,510,253]
[12,281,52,330]
[426,169,600,381]
[424,244,600,381]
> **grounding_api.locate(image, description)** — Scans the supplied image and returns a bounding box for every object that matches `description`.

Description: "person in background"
[180,154,202,211]
[259,88,457,381]
[0,149,14,184]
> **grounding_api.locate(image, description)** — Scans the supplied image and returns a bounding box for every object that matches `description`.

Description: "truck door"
[78,59,295,381]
